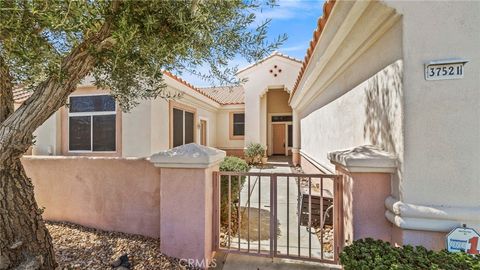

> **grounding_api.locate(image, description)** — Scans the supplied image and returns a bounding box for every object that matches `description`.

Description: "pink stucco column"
[328,145,397,246]
[150,143,226,267]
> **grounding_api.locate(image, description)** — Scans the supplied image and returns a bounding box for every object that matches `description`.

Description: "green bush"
[219,157,249,232]
[220,156,249,173]
[244,142,265,164]
[340,238,480,270]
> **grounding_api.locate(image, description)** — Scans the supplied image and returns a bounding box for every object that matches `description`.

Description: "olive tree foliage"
[1,0,285,111]
[0,1,285,269]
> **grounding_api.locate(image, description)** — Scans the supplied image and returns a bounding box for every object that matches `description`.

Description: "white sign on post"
[425,59,468,81]
[446,227,480,255]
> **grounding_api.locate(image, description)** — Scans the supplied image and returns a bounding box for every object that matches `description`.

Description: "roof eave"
[289,0,336,105]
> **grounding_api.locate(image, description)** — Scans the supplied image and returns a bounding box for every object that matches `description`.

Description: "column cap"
[328,145,397,173]
[150,143,226,168]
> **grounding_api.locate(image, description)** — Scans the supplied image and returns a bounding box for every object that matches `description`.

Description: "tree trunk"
[0,158,56,270]
[0,12,116,268]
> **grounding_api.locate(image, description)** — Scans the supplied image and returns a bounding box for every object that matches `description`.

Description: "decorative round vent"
[270,65,281,77]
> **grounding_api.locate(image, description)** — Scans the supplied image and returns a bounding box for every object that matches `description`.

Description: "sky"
[180,0,325,87]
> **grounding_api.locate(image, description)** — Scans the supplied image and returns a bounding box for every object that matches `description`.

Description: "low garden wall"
[22,156,161,238]
[22,144,225,266]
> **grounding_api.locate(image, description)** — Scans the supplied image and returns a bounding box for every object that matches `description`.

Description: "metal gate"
[212,171,343,264]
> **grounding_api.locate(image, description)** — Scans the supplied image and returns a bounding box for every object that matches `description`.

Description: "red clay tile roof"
[12,72,244,106]
[163,71,222,104]
[198,86,244,105]
[237,51,302,74]
[289,0,336,101]
[13,88,32,103]
[164,71,245,105]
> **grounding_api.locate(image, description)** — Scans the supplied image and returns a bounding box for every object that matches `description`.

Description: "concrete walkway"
[227,156,329,259]
[212,252,340,270]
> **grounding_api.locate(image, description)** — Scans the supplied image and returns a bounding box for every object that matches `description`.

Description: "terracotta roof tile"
[163,71,222,104]
[164,71,245,105]
[237,51,302,74]
[198,86,245,105]
[12,72,244,106]
[290,0,336,101]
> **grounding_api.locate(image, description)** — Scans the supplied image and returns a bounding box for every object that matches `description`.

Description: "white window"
[68,95,116,152]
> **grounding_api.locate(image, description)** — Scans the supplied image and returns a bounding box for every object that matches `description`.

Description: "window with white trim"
[68,95,116,152]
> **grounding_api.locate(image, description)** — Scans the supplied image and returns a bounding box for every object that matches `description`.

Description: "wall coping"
[150,143,226,168]
[300,150,334,174]
[22,155,147,161]
[328,145,397,173]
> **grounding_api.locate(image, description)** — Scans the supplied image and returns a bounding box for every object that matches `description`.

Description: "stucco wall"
[22,156,161,238]
[298,18,403,200]
[300,60,403,174]
[32,112,61,155]
[150,98,170,152]
[295,1,479,245]
[196,104,218,148]
[160,165,217,262]
[215,108,245,150]
[266,89,292,114]
[239,55,301,145]
[337,166,392,245]
[386,1,480,208]
[122,99,153,157]
[31,83,221,158]
[124,90,219,156]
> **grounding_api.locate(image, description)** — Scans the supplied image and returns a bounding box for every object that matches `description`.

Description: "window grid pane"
[70,95,115,113]
[184,111,194,144]
[173,108,184,147]
[288,124,293,147]
[69,116,91,151]
[233,113,245,136]
[272,115,293,122]
[93,115,116,151]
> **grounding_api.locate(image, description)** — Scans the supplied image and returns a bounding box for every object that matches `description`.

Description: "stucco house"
[20,52,302,159]
[288,0,479,250]
[17,0,479,253]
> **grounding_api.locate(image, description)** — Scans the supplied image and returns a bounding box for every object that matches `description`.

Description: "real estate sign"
[446,227,480,255]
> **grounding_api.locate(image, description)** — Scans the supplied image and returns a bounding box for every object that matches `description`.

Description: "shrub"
[244,142,265,164]
[220,156,249,173]
[219,157,249,233]
[340,238,480,270]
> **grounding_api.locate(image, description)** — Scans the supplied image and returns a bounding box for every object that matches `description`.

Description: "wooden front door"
[272,124,286,155]
[200,120,207,146]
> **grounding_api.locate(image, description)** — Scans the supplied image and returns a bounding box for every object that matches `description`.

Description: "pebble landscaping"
[46,221,190,270]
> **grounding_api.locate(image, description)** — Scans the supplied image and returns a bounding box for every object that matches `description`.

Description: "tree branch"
[0,56,14,124]
[0,14,116,165]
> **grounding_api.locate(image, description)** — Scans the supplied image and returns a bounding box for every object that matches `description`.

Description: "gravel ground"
[46,221,189,270]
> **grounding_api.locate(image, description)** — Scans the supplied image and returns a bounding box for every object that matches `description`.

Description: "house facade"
[18,0,479,252]
[21,52,302,159]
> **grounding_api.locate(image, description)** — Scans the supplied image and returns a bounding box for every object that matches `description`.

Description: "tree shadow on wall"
[364,60,403,154]
[363,60,404,188]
